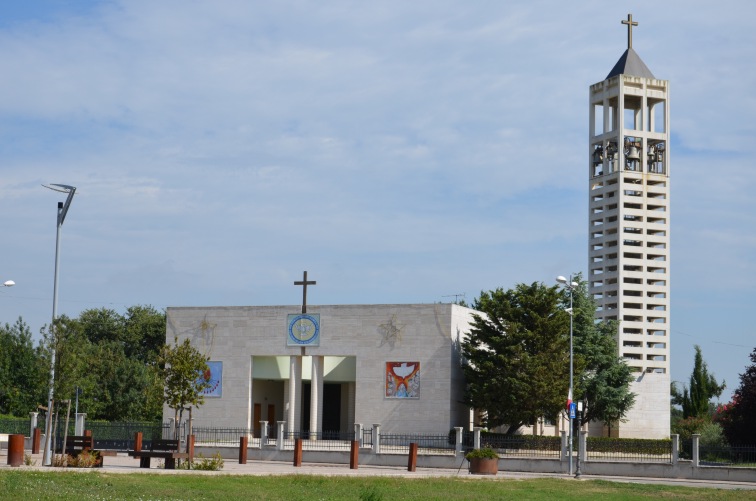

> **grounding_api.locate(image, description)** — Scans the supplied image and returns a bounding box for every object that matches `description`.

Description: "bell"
[626,147,640,160]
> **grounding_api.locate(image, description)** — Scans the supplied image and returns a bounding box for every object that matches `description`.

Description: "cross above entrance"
[294,271,316,314]
[622,13,638,50]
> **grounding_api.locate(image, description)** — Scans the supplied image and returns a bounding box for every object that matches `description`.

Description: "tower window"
[648,98,666,133]
[624,95,643,131]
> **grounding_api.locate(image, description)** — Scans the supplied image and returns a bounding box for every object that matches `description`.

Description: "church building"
[165,288,476,435]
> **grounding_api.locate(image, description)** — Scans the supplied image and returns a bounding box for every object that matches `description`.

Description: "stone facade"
[165,303,476,434]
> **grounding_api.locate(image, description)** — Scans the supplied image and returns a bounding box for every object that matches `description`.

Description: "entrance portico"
[252,355,356,435]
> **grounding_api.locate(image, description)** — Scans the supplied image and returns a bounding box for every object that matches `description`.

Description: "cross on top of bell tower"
[622,13,638,49]
[605,13,653,80]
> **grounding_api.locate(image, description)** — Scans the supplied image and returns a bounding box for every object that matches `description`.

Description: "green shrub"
[479,432,561,451]
[586,437,672,455]
[465,447,499,460]
[699,422,727,449]
[672,416,708,441]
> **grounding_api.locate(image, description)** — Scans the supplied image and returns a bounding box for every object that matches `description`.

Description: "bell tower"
[588,14,670,438]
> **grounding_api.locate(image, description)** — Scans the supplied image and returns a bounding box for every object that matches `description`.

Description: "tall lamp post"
[42,184,76,467]
[556,275,577,476]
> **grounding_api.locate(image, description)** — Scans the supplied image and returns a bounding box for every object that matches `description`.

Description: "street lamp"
[41,183,76,467]
[556,274,578,476]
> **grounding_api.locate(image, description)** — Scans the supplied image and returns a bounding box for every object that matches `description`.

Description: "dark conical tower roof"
[606,47,655,80]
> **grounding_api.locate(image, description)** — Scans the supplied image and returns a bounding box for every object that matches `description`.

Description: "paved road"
[4,452,756,491]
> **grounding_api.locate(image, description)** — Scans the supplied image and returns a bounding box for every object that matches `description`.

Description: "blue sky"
[1,1,754,403]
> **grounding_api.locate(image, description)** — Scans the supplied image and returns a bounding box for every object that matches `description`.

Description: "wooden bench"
[128,439,189,469]
[64,435,112,467]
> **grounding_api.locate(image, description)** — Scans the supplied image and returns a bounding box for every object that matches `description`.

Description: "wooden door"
[253,403,261,438]
[267,404,276,438]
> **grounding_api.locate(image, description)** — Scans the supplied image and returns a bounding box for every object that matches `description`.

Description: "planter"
[468,457,498,475]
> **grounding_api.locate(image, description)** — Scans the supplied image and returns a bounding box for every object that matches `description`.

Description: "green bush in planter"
[465,447,499,460]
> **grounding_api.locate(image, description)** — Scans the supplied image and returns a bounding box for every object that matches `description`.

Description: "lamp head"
[556,276,578,288]
[42,183,75,194]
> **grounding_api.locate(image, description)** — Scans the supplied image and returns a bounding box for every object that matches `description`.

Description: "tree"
[462,276,635,436]
[718,347,756,444]
[75,306,165,420]
[38,306,166,421]
[462,282,571,434]
[158,338,211,438]
[672,345,725,419]
[39,315,89,413]
[123,305,166,364]
[568,275,635,433]
[79,340,162,421]
[0,318,47,415]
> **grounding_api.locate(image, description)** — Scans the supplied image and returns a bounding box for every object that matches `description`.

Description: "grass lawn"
[1,471,754,500]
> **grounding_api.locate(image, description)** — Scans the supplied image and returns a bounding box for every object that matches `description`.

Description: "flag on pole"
[566,388,573,409]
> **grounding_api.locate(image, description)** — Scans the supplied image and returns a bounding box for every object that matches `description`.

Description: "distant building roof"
[606,48,655,80]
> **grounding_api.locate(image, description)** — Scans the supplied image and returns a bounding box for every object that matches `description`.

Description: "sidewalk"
[5,452,756,491]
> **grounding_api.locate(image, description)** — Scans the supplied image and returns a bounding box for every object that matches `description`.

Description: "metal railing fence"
[193,427,251,446]
[88,421,174,451]
[680,437,693,460]
[362,427,373,447]
[8,416,756,469]
[700,445,756,466]
[0,417,32,435]
[380,433,456,455]
[282,430,356,451]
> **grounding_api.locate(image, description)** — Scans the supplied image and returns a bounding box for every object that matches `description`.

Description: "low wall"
[583,460,756,483]
[195,445,756,482]
[196,446,469,469]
